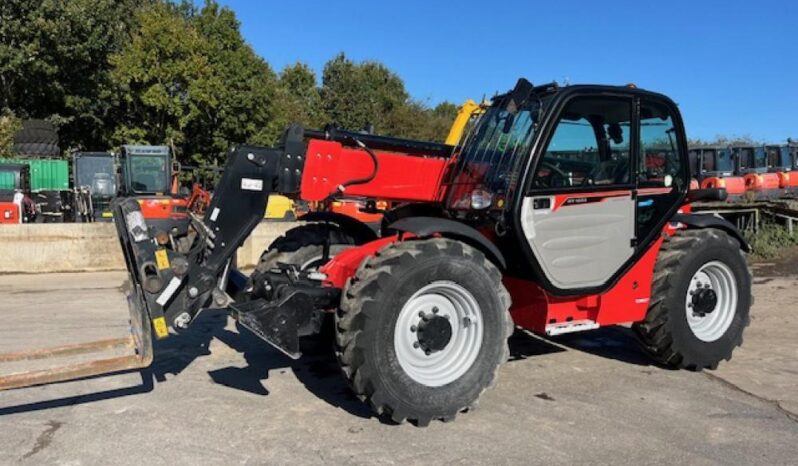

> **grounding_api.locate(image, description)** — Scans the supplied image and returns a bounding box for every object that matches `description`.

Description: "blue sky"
[219,0,796,142]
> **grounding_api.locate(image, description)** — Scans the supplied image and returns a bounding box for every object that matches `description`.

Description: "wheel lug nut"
[413,342,420,349]
[432,307,439,314]
[424,349,431,356]
[418,311,425,318]
[410,325,417,332]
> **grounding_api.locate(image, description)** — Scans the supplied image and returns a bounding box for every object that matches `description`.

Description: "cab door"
[635,98,688,246]
[520,96,636,291]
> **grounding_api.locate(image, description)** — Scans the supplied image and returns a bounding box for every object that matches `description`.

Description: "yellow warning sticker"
[155,249,170,270]
[152,317,169,339]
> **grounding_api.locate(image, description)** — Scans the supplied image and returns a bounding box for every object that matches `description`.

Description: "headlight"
[125,210,149,242]
[470,188,493,210]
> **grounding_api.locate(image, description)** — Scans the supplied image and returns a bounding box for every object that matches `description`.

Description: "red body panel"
[505,237,663,333]
[320,236,403,289]
[551,190,630,212]
[0,201,20,224]
[744,172,781,193]
[774,171,798,189]
[137,197,189,221]
[320,227,668,335]
[300,139,449,203]
[328,200,388,224]
[700,176,746,197]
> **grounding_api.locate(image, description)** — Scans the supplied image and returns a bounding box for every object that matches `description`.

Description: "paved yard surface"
[0,261,796,465]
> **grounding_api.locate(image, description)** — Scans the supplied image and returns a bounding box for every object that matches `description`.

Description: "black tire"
[12,142,60,157]
[335,238,513,426]
[256,223,356,270]
[246,223,357,299]
[13,128,59,145]
[20,119,56,131]
[633,229,752,370]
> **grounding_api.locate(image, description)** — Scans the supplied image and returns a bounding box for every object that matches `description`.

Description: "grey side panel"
[521,195,635,289]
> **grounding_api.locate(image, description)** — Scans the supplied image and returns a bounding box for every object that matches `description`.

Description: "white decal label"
[156,277,183,306]
[210,207,220,221]
[241,178,264,191]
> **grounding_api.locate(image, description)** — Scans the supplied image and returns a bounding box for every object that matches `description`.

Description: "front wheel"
[633,229,752,370]
[335,238,513,425]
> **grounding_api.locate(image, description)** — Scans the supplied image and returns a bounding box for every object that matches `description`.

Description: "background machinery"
[1,80,753,427]
[73,151,117,221]
[118,145,192,234]
[0,163,35,224]
[736,145,782,199]
[689,146,746,200]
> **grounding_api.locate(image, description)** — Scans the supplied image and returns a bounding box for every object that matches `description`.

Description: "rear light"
[718,178,726,188]
[3,210,11,219]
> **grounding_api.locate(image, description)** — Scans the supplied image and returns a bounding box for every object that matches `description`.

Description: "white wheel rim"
[685,260,738,342]
[393,281,484,387]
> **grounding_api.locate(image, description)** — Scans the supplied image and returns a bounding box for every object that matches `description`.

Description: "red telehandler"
[0,80,752,426]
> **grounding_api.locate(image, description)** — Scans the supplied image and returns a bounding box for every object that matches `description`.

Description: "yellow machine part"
[265,194,296,220]
[445,99,487,146]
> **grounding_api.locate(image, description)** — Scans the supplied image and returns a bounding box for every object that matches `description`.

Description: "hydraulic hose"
[327,138,379,199]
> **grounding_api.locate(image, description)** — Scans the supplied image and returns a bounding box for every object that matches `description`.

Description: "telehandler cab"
[0,80,752,426]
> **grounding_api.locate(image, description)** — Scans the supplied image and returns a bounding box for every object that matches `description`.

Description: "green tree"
[108,2,220,160]
[320,53,456,142]
[0,111,21,155]
[184,0,279,164]
[269,63,326,134]
[0,0,142,151]
[321,53,408,135]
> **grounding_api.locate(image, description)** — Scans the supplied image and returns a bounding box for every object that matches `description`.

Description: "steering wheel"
[538,161,571,188]
[583,158,630,186]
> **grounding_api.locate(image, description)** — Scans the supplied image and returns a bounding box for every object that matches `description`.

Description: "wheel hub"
[684,261,738,343]
[691,288,718,316]
[416,314,453,353]
[394,281,484,387]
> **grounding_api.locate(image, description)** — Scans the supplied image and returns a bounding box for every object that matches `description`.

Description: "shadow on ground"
[0,312,657,418]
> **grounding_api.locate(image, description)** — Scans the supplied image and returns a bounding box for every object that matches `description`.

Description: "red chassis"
[302,137,685,337]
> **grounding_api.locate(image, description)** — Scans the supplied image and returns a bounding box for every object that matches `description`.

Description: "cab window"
[638,102,685,189]
[532,97,632,190]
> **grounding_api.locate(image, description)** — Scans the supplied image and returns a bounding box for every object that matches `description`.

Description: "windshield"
[715,149,735,172]
[76,156,116,196]
[128,155,169,193]
[0,168,22,191]
[766,146,791,169]
[739,147,767,169]
[446,100,540,206]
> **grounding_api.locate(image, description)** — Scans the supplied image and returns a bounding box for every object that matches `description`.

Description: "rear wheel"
[633,229,751,370]
[335,238,513,425]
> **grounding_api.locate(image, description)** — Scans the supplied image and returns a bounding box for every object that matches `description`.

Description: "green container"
[0,158,69,191]
[0,170,17,190]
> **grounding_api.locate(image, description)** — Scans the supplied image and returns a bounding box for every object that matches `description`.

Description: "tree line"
[0,0,457,167]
